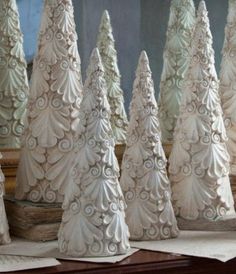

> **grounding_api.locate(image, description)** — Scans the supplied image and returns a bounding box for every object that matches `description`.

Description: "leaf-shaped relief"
[221,86,236,121]
[120,160,137,191]
[55,2,74,34]
[159,197,178,227]
[86,111,111,141]
[125,140,151,166]
[102,145,119,171]
[193,143,229,179]
[30,103,70,147]
[30,60,50,100]
[38,5,53,36]
[172,173,217,220]
[200,82,220,111]
[168,28,189,51]
[10,39,26,63]
[0,12,17,36]
[15,143,45,199]
[59,201,103,256]
[105,209,130,250]
[181,103,210,143]
[220,48,236,86]
[141,168,170,201]
[0,96,13,125]
[39,29,67,65]
[140,114,160,137]
[125,189,158,240]
[160,53,177,81]
[84,178,118,211]
[51,59,82,104]
[212,114,227,140]
[0,60,25,97]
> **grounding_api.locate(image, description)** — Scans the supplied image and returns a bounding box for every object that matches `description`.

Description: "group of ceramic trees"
[0,0,29,148]
[158,0,195,143]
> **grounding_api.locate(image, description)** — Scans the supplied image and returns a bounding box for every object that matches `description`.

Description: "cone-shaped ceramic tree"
[97,10,128,145]
[158,0,195,143]
[15,0,83,203]
[219,0,236,175]
[120,51,179,240]
[0,153,11,244]
[0,0,29,148]
[169,1,235,221]
[58,48,130,257]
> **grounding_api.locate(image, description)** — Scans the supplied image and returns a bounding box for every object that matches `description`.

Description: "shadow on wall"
[17,0,228,111]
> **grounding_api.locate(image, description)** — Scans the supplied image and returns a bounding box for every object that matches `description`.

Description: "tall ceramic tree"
[15,0,83,203]
[97,10,128,145]
[169,1,235,220]
[219,0,236,175]
[58,48,130,257]
[120,51,179,240]
[0,153,11,244]
[158,0,195,143]
[0,0,29,148]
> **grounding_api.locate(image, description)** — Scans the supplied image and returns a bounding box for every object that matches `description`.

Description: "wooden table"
[4,249,236,274]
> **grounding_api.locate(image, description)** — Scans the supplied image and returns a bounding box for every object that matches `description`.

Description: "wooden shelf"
[4,249,236,274]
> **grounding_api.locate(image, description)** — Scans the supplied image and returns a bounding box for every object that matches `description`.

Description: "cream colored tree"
[0,153,11,244]
[169,1,235,221]
[97,10,128,145]
[0,0,29,148]
[15,0,83,203]
[219,0,236,175]
[58,48,130,257]
[120,51,179,240]
[158,0,195,143]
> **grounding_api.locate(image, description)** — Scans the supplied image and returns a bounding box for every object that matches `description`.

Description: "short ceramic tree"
[0,0,29,148]
[219,0,236,175]
[58,48,130,257]
[120,51,179,241]
[15,0,83,203]
[158,0,195,143]
[0,153,11,244]
[169,1,235,221]
[97,10,128,145]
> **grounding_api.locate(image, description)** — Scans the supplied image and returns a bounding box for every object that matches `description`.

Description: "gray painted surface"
[17,0,229,110]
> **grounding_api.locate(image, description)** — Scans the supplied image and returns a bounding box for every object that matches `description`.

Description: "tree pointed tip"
[139,50,149,64]
[198,0,207,14]
[91,47,101,60]
[102,10,110,20]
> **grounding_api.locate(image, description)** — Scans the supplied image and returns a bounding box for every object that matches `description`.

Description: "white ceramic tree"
[158,0,195,143]
[0,153,11,244]
[97,10,128,145]
[15,0,83,203]
[169,1,235,221]
[0,0,29,148]
[120,51,179,241]
[58,48,130,257]
[219,0,236,175]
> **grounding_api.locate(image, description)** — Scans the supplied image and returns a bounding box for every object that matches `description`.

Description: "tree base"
[177,215,236,231]
[4,196,62,241]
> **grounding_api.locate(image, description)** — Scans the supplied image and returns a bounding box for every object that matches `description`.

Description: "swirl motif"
[88,241,103,256]
[182,164,192,176]
[36,95,48,110]
[87,138,96,148]
[139,191,149,201]
[0,126,10,136]
[108,242,118,254]
[90,165,101,177]
[110,202,118,212]
[104,166,113,177]
[9,58,17,68]
[194,166,205,178]
[144,159,154,170]
[26,136,37,149]
[70,201,80,213]
[60,60,69,70]
[217,204,227,217]
[84,204,94,217]
[28,189,41,202]
[125,190,135,202]
[17,91,27,102]
[160,226,171,239]
[58,138,73,152]
[44,188,57,203]
[203,206,216,220]
[146,226,159,239]
[212,133,221,144]
[50,96,63,109]
[13,122,24,136]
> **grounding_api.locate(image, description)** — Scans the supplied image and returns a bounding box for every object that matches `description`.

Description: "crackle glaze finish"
[219,0,236,176]
[0,154,11,244]
[0,0,29,148]
[58,48,130,257]
[158,0,195,144]
[169,1,235,221]
[15,0,83,203]
[120,51,179,241]
[97,11,128,145]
